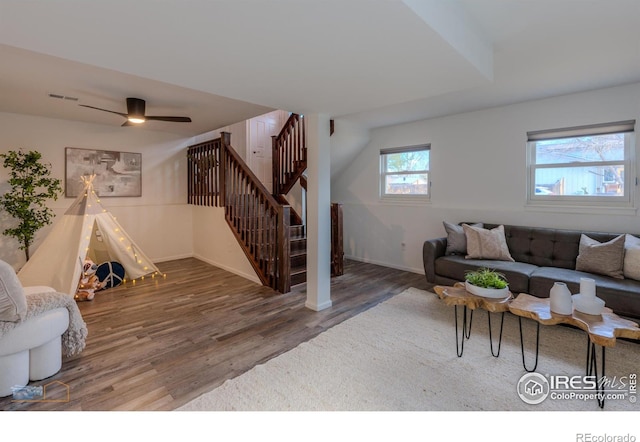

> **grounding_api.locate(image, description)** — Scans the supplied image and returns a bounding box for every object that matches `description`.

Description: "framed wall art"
[65,147,142,197]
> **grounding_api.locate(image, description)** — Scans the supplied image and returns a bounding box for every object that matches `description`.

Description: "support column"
[305,113,332,311]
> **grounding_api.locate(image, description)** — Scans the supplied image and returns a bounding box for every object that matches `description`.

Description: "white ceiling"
[1,0,639,137]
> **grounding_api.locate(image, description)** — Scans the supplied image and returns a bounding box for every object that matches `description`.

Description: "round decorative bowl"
[572,294,605,315]
[465,281,510,299]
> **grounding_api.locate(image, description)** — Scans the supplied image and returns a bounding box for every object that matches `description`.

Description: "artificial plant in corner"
[0,149,63,261]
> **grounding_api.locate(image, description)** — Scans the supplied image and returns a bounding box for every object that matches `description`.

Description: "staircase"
[186,115,342,293]
[271,113,308,287]
[289,224,307,286]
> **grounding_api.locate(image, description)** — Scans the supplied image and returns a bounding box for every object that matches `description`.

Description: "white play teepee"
[18,175,160,295]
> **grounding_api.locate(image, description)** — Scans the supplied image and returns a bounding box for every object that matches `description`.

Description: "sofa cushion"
[443,221,483,255]
[434,255,537,294]
[623,234,640,281]
[0,260,27,322]
[575,234,625,279]
[483,224,624,270]
[463,224,514,262]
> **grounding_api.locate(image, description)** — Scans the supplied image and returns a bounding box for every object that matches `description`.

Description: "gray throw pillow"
[443,221,483,255]
[576,234,625,279]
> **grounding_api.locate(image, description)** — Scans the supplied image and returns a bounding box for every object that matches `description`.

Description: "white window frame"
[379,144,430,202]
[526,120,636,211]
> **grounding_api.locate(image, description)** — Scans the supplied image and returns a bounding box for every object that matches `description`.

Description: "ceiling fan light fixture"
[79,97,191,126]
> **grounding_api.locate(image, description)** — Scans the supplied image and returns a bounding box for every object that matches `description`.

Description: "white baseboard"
[153,253,194,263]
[192,254,262,284]
[344,255,425,275]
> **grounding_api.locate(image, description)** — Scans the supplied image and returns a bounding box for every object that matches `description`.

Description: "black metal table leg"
[488,311,505,357]
[518,316,540,372]
[454,305,473,357]
[586,337,606,409]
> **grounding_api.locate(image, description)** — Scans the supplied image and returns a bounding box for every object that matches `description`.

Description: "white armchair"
[0,260,86,398]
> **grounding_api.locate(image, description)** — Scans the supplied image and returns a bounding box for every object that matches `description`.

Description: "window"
[380,144,430,200]
[527,120,635,208]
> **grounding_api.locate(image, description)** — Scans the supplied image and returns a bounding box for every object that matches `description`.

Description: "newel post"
[220,132,231,207]
[277,204,291,294]
[272,135,279,195]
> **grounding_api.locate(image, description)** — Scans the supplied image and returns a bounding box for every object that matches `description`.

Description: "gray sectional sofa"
[423,223,640,321]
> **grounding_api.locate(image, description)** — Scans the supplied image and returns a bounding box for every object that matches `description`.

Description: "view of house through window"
[527,121,635,205]
[380,144,430,199]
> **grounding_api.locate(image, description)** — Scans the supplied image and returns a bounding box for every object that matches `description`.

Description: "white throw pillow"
[463,224,514,262]
[623,234,640,281]
[0,260,27,322]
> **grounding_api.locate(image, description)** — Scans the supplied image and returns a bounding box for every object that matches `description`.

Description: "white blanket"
[0,291,88,357]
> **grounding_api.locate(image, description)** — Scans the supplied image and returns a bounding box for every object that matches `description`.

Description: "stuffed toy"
[75,259,105,301]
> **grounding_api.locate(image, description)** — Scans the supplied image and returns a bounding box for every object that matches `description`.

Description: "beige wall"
[0,112,193,270]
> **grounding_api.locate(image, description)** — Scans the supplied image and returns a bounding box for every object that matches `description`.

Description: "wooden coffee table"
[509,293,640,408]
[434,283,513,357]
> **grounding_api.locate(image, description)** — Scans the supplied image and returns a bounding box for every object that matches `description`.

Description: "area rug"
[177,288,640,411]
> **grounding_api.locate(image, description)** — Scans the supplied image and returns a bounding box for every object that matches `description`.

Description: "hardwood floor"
[0,258,429,411]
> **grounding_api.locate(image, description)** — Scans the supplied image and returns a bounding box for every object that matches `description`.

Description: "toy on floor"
[75,259,105,301]
[96,261,125,289]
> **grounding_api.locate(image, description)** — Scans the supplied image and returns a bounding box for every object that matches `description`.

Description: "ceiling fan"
[79,97,192,126]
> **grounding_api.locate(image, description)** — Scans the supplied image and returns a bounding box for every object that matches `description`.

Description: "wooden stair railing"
[187,133,291,293]
[187,137,222,207]
[272,113,306,196]
[187,121,343,292]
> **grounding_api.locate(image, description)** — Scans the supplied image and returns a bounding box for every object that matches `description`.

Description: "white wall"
[330,118,371,180]
[191,205,260,284]
[0,112,193,270]
[331,82,640,274]
[193,120,248,162]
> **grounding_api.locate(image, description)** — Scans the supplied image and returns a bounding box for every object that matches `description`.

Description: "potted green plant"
[464,268,510,298]
[0,149,62,261]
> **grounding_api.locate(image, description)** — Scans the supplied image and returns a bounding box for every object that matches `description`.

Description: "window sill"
[524,202,637,216]
[379,195,431,206]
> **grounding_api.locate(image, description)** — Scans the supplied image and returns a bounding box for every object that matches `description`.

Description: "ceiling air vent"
[48,93,79,101]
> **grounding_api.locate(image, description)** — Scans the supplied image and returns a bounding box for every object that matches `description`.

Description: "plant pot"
[465,281,510,299]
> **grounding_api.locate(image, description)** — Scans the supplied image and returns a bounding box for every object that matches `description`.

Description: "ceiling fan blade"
[145,116,192,123]
[79,104,128,118]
